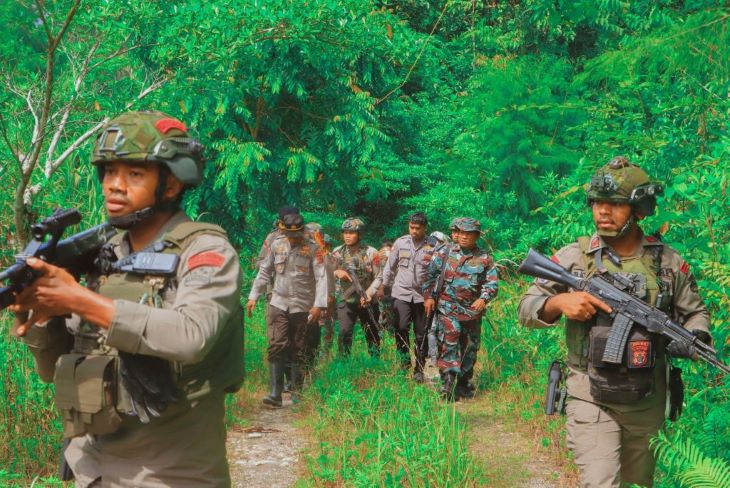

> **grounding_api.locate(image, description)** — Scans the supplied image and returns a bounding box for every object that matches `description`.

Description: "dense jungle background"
[1,0,729,486]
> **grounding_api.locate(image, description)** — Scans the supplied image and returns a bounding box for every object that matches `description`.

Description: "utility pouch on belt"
[588,325,655,404]
[54,353,121,437]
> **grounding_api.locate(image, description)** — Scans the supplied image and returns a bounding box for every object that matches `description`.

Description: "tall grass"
[0,317,62,483]
[298,332,487,487]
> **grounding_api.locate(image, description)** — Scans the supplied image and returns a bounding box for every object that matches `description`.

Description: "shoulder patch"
[188,251,225,271]
[590,236,600,251]
[679,260,690,275]
[550,254,560,264]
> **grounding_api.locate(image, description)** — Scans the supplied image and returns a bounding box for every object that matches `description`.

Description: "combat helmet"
[586,156,664,237]
[91,111,204,228]
[341,218,366,232]
[91,111,204,185]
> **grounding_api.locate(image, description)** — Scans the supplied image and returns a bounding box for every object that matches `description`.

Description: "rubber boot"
[440,372,457,402]
[262,361,284,407]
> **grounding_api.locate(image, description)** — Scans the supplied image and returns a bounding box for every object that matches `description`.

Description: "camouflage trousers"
[435,313,481,379]
[378,296,397,334]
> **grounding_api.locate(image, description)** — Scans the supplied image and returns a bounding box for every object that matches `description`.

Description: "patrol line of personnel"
[247,210,499,405]
[7,109,717,488]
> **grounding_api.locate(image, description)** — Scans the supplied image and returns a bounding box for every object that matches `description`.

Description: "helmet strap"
[108,206,156,230]
[107,165,180,229]
[596,214,635,238]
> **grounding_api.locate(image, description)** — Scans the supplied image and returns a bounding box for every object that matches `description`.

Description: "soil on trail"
[227,395,307,488]
[426,364,573,487]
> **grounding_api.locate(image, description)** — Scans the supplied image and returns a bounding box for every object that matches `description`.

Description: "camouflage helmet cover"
[456,217,482,234]
[91,111,204,185]
[341,217,365,232]
[586,156,663,216]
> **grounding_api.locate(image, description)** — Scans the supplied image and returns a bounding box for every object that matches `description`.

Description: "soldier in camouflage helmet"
[423,218,498,401]
[332,218,383,356]
[12,111,244,486]
[518,157,712,487]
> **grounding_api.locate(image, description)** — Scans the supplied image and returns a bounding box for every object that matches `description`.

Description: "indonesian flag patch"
[187,251,225,271]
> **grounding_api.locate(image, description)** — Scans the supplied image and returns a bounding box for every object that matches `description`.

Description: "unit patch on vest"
[188,251,225,271]
[679,260,690,275]
[628,340,652,368]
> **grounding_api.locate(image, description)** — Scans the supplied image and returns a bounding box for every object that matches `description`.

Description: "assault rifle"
[518,249,730,375]
[0,208,117,310]
[346,264,379,328]
[426,244,452,332]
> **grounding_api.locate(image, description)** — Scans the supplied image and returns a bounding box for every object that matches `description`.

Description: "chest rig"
[572,236,673,404]
[336,245,373,303]
[54,221,226,438]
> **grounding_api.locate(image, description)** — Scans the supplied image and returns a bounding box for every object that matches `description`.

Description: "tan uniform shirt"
[518,233,710,412]
[21,211,244,487]
[248,234,328,312]
[381,235,435,303]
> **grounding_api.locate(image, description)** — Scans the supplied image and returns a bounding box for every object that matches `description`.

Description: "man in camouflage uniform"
[11,111,244,487]
[427,230,451,366]
[247,214,328,406]
[423,218,498,400]
[331,218,382,356]
[379,212,436,382]
[376,241,397,335]
[517,157,712,488]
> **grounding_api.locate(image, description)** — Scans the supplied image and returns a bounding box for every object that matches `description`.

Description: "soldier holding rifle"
[331,218,382,357]
[518,157,714,488]
[10,111,244,487]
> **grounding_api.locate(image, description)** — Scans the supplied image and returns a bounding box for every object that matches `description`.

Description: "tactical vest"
[334,244,374,303]
[54,220,244,438]
[566,237,673,404]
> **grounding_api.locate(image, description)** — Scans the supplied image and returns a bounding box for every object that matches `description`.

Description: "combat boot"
[440,372,457,402]
[263,361,284,407]
[456,376,475,399]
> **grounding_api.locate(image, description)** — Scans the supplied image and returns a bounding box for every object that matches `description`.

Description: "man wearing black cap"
[247,213,328,406]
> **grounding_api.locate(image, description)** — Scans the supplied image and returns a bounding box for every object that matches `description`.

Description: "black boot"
[441,372,457,402]
[290,363,302,404]
[456,376,475,399]
[263,361,284,407]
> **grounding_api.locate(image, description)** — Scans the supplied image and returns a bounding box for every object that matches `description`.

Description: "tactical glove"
[119,352,182,424]
[666,330,712,360]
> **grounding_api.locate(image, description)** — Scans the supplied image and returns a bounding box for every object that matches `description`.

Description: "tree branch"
[45,39,101,175]
[45,76,167,177]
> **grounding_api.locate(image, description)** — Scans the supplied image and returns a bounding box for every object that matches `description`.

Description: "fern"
[653,431,730,488]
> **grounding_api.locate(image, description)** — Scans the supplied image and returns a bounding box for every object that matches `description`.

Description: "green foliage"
[1,0,729,485]
[303,351,485,486]
[653,431,730,488]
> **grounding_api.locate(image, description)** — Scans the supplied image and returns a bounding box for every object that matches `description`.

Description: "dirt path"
[425,364,573,487]
[227,395,307,488]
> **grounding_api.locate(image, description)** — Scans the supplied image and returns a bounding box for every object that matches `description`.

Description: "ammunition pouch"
[54,353,122,438]
[587,325,656,404]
